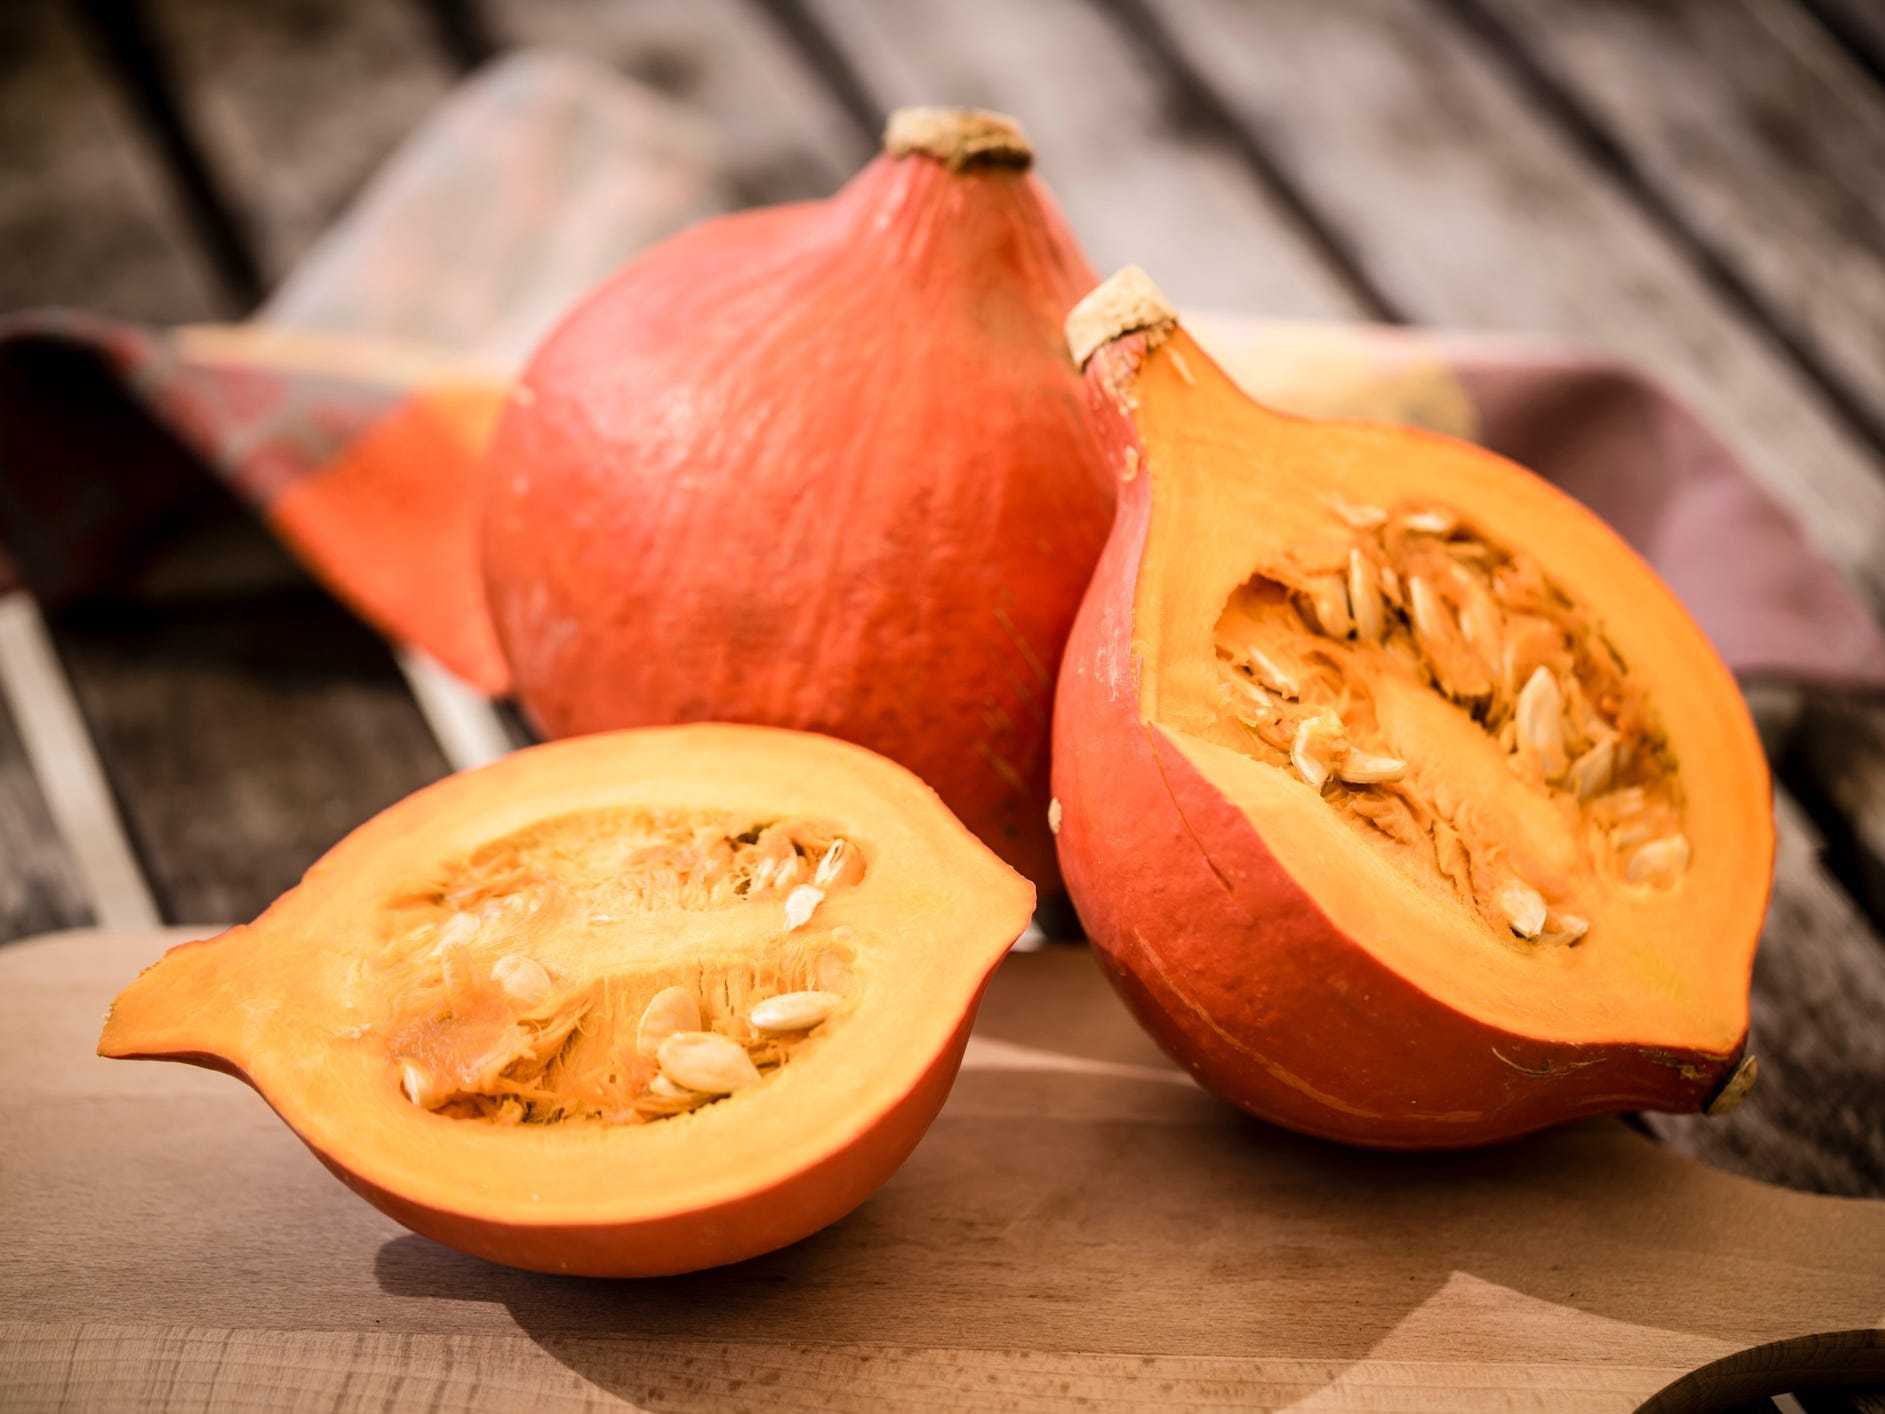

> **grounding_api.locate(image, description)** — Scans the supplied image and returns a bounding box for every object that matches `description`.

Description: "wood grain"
[50,587,450,924]
[146,0,455,287]
[5,928,1885,1412]
[1137,0,1885,613]
[0,686,91,940]
[1473,0,1885,933]
[2,0,491,928]
[798,0,1362,315]
[1482,0,1885,447]
[1795,694,1885,925]
[0,0,214,941]
[1640,794,1885,1195]
[0,0,222,321]
[1802,0,1885,90]
[490,0,869,207]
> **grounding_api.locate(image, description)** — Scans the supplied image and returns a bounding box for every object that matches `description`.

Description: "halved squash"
[99,725,1035,1274]
[1052,269,1771,1148]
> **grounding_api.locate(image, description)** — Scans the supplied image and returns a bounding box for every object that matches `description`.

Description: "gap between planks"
[394,649,516,775]
[0,594,158,930]
[0,591,516,931]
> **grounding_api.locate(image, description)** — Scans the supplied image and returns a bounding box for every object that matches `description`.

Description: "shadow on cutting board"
[371,948,1885,1411]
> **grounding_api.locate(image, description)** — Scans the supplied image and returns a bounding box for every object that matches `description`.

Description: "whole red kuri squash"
[484,108,1109,891]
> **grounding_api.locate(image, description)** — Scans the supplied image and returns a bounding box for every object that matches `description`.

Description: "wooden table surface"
[3,1,1885,1409]
[5,929,1883,1414]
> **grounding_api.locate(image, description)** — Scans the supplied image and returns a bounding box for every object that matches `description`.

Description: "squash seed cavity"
[377,809,866,1126]
[1211,499,1688,951]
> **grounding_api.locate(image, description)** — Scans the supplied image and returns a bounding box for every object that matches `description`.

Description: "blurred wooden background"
[3,2,1885,1409]
[3,0,1885,1204]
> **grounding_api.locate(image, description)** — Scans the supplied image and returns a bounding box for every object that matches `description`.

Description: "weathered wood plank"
[795,0,1364,314]
[0,594,154,935]
[489,0,868,207]
[1791,693,1885,925]
[1640,793,1885,1196]
[0,0,220,321]
[1134,0,1885,946]
[1480,0,1885,459]
[8,0,498,922]
[0,0,213,939]
[1135,0,1885,612]
[146,0,454,286]
[51,572,450,924]
[1801,0,1885,81]
[0,682,91,942]
[7,931,1885,1411]
[1469,0,1885,941]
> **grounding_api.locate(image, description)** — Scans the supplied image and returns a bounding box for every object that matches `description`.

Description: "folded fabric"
[3,51,1881,701]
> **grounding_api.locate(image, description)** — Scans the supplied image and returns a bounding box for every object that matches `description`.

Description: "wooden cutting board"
[2,928,1880,1413]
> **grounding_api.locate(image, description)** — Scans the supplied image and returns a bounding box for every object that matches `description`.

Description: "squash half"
[1052,269,1772,1148]
[100,726,1035,1274]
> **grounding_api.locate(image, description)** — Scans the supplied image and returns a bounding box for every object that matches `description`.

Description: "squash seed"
[751,990,842,1034]
[1402,508,1459,536]
[1541,911,1590,946]
[637,986,702,1054]
[772,853,807,890]
[813,838,864,889]
[1248,647,1301,698]
[1227,674,1272,714]
[492,954,553,1010]
[1612,821,1655,851]
[1565,738,1615,802]
[1290,713,1343,794]
[1379,563,1404,607]
[1330,494,1388,529]
[784,884,825,931]
[635,1073,709,1117]
[1348,549,1386,643]
[1603,786,1646,816]
[658,1031,763,1094]
[1495,878,1548,939]
[1306,573,1352,639]
[646,1074,707,1107]
[1449,564,1505,675]
[1516,666,1569,780]
[1626,834,1691,885]
[1336,751,1409,785]
[400,1060,453,1111]
[433,911,480,954]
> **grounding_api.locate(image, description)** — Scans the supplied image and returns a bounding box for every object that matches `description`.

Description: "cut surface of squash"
[100,726,1034,1274]
[1052,269,1772,1147]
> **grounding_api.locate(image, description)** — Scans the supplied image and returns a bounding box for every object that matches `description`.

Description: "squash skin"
[483,118,1110,892]
[99,725,1035,1276]
[1052,329,1766,1149]
[296,1006,978,1277]
[102,989,980,1279]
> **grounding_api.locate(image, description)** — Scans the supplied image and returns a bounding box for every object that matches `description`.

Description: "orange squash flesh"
[1052,270,1772,1148]
[99,726,1035,1275]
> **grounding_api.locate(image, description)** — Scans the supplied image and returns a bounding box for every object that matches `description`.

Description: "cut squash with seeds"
[99,725,1034,1275]
[1053,267,1773,1149]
